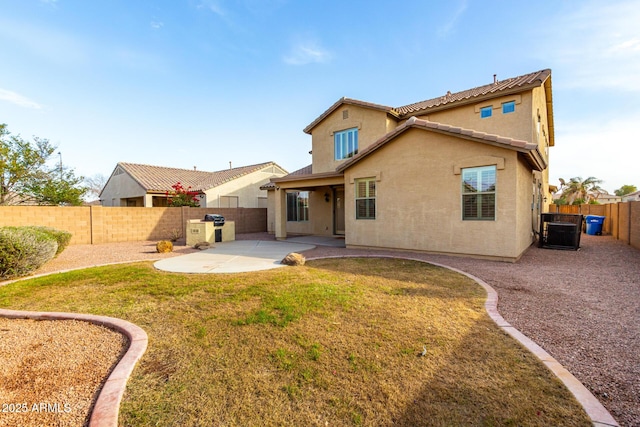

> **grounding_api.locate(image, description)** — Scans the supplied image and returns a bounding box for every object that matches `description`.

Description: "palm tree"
[559,176,605,204]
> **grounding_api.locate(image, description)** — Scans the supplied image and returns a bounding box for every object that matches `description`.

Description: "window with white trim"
[355,178,376,219]
[462,166,496,220]
[286,191,309,222]
[335,128,358,160]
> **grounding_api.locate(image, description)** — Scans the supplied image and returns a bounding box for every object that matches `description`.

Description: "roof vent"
[493,74,497,84]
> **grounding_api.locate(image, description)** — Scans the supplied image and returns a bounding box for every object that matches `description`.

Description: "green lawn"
[0,258,591,426]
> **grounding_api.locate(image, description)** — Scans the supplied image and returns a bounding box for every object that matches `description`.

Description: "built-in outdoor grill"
[538,213,583,250]
[203,214,225,226]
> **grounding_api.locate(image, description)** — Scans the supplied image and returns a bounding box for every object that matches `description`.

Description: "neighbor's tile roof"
[395,69,552,116]
[118,161,283,193]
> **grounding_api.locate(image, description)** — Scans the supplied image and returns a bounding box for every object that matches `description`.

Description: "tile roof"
[304,69,552,131]
[260,165,312,189]
[116,161,285,193]
[303,98,395,134]
[336,116,546,172]
[395,69,551,116]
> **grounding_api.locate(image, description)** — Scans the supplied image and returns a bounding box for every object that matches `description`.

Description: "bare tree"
[84,174,108,201]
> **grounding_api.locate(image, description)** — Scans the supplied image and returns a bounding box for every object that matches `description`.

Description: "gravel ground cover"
[1,234,637,426]
[0,318,126,427]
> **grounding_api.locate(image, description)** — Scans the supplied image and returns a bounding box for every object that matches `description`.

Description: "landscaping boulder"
[194,241,212,250]
[156,240,174,253]
[281,252,305,266]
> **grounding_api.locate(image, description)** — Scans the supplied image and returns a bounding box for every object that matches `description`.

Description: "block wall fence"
[0,203,637,250]
[548,201,640,250]
[0,206,267,245]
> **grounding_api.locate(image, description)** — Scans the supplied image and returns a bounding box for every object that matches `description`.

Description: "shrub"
[29,226,72,256]
[0,227,59,279]
[156,240,173,253]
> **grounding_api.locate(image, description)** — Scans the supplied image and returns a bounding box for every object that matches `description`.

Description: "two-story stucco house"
[101,161,287,208]
[267,69,554,261]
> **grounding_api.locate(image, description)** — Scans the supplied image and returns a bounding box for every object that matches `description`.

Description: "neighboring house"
[622,190,640,202]
[596,193,622,204]
[0,191,38,206]
[267,69,555,261]
[101,161,287,208]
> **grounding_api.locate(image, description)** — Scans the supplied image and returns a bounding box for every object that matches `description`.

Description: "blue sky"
[1,0,639,193]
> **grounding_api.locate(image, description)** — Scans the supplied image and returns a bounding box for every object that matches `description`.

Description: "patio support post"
[275,187,287,240]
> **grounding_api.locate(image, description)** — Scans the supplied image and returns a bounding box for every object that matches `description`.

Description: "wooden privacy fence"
[0,206,267,245]
[547,202,640,250]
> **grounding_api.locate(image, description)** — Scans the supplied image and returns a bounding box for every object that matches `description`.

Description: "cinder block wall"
[0,206,92,244]
[0,206,267,245]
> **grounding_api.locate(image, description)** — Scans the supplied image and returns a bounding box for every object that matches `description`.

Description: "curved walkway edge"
[0,308,148,427]
[307,255,620,427]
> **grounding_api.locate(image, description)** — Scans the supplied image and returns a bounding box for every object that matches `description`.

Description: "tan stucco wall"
[342,128,534,260]
[531,85,552,203]
[516,157,538,252]
[266,189,275,233]
[203,167,286,208]
[311,106,396,174]
[413,92,533,145]
[100,172,146,206]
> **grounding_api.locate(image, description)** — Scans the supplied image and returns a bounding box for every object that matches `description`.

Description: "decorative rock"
[156,240,173,253]
[281,252,305,266]
[194,241,212,250]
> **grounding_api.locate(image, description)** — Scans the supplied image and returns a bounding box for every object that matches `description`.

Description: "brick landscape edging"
[306,255,620,427]
[0,309,148,427]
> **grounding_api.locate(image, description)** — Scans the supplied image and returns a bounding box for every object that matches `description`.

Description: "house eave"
[304,97,397,135]
[337,117,546,173]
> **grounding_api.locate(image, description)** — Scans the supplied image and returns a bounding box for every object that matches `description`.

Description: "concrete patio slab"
[153,240,315,273]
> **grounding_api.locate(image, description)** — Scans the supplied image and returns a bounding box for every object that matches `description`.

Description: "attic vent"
[114,167,124,176]
[343,110,349,119]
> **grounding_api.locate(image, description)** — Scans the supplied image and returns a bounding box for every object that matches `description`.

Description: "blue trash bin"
[585,215,605,235]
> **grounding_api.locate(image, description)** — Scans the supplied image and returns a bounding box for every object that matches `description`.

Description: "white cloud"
[541,0,640,91]
[436,0,468,38]
[197,0,226,17]
[151,20,164,29]
[283,40,331,66]
[0,88,43,109]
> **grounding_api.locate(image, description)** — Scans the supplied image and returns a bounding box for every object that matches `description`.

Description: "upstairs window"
[502,101,515,114]
[355,178,376,219]
[480,106,492,118]
[335,128,358,160]
[462,166,496,220]
[286,191,309,222]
